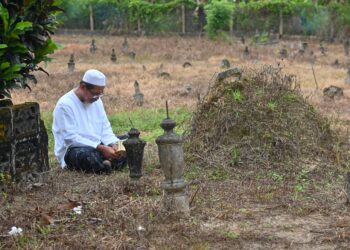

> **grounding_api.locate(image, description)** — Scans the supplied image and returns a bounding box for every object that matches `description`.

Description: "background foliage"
[58,0,350,40]
[0,0,62,100]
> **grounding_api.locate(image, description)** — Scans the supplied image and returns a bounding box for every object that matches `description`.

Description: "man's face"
[83,84,104,103]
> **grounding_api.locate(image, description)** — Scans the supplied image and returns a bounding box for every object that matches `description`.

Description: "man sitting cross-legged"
[53,69,127,174]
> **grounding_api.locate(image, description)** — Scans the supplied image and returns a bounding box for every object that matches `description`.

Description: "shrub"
[205,0,234,39]
[0,1,62,100]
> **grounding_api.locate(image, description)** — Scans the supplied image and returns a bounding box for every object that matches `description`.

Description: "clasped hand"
[97,144,125,160]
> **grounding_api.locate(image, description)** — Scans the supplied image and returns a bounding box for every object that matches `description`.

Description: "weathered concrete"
[156,105,189,215]
[0,102,49,185]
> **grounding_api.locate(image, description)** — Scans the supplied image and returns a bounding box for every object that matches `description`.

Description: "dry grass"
[3,34,350,249]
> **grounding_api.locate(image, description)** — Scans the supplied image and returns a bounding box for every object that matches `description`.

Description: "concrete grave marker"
[67,54,75,73]
[133,80,144,107]
[221,59,230,69]
[110,49,117,63]
[90,39,97,54]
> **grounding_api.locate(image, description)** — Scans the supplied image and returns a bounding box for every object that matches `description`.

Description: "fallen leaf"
[40,213,55,225]
[57,199,81,211]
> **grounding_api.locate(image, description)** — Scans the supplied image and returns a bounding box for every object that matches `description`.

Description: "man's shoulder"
[56,90,75,105]
[54,90,77,111]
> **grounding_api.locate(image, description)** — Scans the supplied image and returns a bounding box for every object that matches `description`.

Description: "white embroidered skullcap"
[82,69,106,86]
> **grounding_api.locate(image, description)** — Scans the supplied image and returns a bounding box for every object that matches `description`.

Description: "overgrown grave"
[185,65,347,183]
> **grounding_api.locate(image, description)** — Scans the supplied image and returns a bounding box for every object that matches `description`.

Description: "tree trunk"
[89,4,94,31]
[182,5,186,34]
[279,9,283,38]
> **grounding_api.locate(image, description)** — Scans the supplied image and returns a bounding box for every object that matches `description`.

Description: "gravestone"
[182,62,192,68]
[67,54,75,73]
[344,39,349,56]
[90,39,97,54]
[0,102,49,186]
[221,59,230,69]
[345,68,350,84]
[241,36,245,44]
[298,48,304,55]
[156,102,189,215]
[110,49,117,63]
[122,36,128,54]
[319,42,326,55]
[133,80,144,107]
[217,68,242,82]
[333,59,339,67]
[128,51,136,61]
[158,72,171,79]
[243,46,249,58]
[280,48,288,59]
[323,85,343,100]
[302,42,308,51]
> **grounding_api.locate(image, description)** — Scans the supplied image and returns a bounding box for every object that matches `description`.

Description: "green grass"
[41,107,192,154]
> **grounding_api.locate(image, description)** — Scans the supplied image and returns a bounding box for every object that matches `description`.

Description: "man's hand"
[110,143,118,152]
[96,145,119,159]
[111,143,127,159]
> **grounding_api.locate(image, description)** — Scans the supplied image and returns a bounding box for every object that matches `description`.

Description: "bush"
[205,0,234,39]
[0,1,62,100]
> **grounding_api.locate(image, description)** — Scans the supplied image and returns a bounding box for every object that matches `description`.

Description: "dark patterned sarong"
[64,146,127,174]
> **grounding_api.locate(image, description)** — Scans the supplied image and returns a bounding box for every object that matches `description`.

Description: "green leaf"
[0,3,9,33]
[0,44,7,49]
[34,38,58,62]
[14,21,32,33]
[0,62,10,70]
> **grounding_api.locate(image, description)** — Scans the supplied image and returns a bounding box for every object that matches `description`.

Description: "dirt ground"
[2,35,350,249]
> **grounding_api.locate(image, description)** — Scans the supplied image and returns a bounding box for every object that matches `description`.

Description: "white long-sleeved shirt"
[52,89,119,168]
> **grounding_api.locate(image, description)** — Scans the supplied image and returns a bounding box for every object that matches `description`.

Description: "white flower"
[8,226,23,236]
[73,205,82,215]
[137,225,145,231]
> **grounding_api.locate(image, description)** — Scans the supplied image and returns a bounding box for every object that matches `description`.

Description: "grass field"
[2,34,350,249]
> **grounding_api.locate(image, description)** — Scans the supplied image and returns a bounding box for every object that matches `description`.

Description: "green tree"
[205,0,234,39]
[0,0,62,101]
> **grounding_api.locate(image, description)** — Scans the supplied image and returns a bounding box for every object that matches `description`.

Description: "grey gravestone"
[217,68,242,82]
[333,59,339,67]
[221,59,230,69]
[182,62,192,68]
[302,42,308,51]
[280,48,288,59]
[133,80,144,107]
[110,49,117,63]
[90,39,97,54]
[319,42,326,55]
[128,51,136,61]
[345,68,350,84]
[155,102,189,215]
[122,36,128,54]
[241,36,245,44]
[243,46,249,58]
[158,72,171,79]
[177,85,192,96]
[344,39,349,56]
[67,54,75,73]
[0,102,49,186]
[323,85,343,99]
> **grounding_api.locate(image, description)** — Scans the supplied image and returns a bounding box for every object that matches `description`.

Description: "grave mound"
[186,66,340,172]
